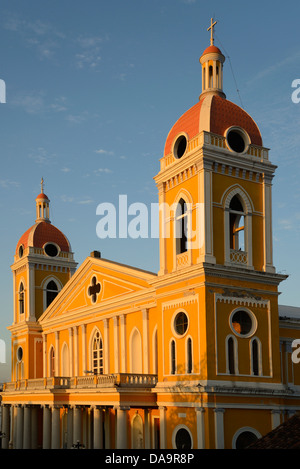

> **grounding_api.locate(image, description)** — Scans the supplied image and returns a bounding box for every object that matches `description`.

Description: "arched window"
[224,188,253,268]
[227,336,236,375]
[92,331,104,375]
[61,343,70,377]
[252,339,259,376]
[46,280,59,308]
[49,347,55,377]
[187,337,193,373]
[132,414,144,449]
[171,339,176,374]
[19,282,25,315]
[251,338,262,376]
[175,198,188,254]
[229,195,245,251]
[130,328,142,373]
[234,430,259,449]
[173,426,193,449]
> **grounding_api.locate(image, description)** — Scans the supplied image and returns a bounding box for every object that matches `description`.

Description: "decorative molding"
[215,292,269,308]
[162,293,198,311]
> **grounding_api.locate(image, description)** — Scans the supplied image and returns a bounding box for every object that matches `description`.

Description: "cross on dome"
[207,17,217,46]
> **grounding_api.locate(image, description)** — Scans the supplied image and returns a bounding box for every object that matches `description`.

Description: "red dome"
[36,192,49,200]
[16,221,71,255]
[164,94,262,156]
[201,45,223,56]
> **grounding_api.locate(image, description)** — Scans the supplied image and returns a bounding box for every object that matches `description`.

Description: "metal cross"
[88,276,101,303]
[207,17,217,46]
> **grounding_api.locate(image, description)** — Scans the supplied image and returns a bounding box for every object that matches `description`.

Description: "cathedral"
[1,20,300,450]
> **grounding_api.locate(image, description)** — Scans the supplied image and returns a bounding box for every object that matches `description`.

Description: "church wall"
[223,407,271,449]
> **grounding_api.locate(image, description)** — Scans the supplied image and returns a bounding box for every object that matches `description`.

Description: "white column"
[104,407,110,449]
[81,324,87,375]
[271,409,281,429]
[120,315,127,372]
[73,326,78,376]
[214,408,225,449]
[55,331,59,376]
[158,182,168,275]
[115,406,129,449]
[73,406,82,446]
[104,319,110,374]
[28,263,35,321]
[1,405,10,449]
[31,405,38,449]
[67,406,73,449]
[142,309,149,374]
[196,407,205,449]
[93,406,103,449]
[197,160,216,264]
[23,405,31,449]
[69,328,73,376]
[43,334,47,377]
[159,406,166,449]
[51,406,60,449]
[16,405,24,449]
[42,405,51,449]
[114,317,119,373]
[144,409,150,449]
[12,405,18,448]
[263,174,275,273]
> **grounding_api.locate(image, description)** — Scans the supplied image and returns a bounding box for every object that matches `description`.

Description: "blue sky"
[0,0,300,381]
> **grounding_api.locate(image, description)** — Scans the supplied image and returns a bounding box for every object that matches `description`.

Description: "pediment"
[39,256,156,324]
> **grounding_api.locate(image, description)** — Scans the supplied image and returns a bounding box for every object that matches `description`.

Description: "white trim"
[223,185,253,269]
[172,424,193,449]
[225,334,239,375]
[232,426,261,449]
[42,276,62,312]
[170,338,176,375]
[229,307,257,338]
[250,336,263,376]
[185,335,193,374]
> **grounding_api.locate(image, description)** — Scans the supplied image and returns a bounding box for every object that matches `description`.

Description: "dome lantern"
[35,177,50,223]
[199,18,226,100]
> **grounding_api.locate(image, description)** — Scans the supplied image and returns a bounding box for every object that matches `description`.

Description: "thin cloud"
[0,179,20,189]
[95,149,114,156]
[94,168,113,175]
[75,34,108,70]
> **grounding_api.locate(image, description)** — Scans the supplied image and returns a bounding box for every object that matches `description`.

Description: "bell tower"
[154,19,286,386]
[9,180,77,380]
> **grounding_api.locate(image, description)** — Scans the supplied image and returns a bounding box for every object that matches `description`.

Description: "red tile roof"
[16,221,70,254]
[164,94,262,156]
[247,414,300,449]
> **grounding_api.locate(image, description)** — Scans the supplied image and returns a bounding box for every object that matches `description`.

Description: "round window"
[174,311,188,336]
[235,431,258,449]
[17,346,23,362]
[230,310,256,337]
[44,243,59,257]
[174,428,192,449]
[226,128,248,153]
[173,135,187,159]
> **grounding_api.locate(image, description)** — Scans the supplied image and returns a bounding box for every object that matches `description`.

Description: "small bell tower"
[9,180,77,380]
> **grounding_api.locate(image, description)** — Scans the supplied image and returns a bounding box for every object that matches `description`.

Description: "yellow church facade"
[1,22,300,450]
